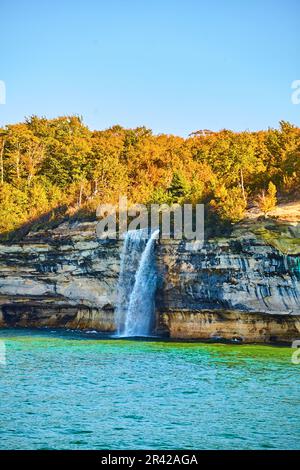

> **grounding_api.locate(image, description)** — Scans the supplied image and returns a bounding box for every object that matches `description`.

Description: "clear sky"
[1,0,299,136]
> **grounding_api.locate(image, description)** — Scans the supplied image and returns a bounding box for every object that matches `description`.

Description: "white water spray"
[115,229,159,337]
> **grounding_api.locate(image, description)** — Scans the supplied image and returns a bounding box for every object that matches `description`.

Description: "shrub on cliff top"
[257,182,277,215]
[210,186,247,223]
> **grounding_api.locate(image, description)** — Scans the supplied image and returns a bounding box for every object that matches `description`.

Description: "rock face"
[0,220,299,343]
[0,222,118,331]
[157,310,300,343]
[155,235,300,342]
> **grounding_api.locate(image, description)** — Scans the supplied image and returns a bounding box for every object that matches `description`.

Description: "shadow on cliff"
[0,205,71,243]
[0,202,233,244]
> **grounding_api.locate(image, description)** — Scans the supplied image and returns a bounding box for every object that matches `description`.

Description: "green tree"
[168,172,190,203]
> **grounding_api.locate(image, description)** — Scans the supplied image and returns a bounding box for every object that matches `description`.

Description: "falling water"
[115,229,159,337]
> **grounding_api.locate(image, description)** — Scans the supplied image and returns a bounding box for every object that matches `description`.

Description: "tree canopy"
[0,116,299,235]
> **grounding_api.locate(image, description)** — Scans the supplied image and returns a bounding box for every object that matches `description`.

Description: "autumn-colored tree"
[210,185,247,223]
[0,116,298,235]
[0,183,28,232]
[257,182,277,215]
[0,130,8,184]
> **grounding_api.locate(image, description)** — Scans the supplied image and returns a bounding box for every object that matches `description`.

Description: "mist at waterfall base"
[115,229,159,338]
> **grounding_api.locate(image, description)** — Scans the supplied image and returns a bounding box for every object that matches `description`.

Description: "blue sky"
[1,0,299,135]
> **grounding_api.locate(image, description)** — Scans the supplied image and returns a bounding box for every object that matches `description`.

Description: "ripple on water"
[0,328,299,450]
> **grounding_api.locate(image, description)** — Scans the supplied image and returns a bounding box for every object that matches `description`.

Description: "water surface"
[0,329,299,450]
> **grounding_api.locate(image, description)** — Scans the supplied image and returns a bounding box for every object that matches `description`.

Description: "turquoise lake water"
[0,328,299,450]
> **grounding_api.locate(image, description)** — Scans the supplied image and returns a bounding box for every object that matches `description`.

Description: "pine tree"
[168,172,189,203]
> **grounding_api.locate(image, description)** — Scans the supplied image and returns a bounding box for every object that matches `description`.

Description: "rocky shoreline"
[0,219,299,344]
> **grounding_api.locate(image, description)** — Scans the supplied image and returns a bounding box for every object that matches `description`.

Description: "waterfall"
[115,229,159,337]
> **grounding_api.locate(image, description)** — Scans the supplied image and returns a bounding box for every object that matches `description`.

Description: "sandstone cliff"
[156,222,300,342]
[0,219,299,343]
[0,222,118,331]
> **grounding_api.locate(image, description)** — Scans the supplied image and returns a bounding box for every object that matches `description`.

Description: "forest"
[0,116,299,238]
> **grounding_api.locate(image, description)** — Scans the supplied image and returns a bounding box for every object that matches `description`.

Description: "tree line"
[0,116,299,235]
